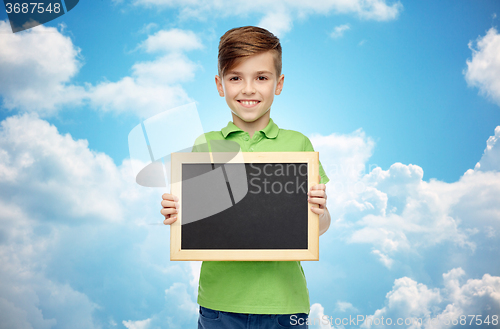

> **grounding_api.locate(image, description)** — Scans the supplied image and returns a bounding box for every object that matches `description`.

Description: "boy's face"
[215,51,284,125]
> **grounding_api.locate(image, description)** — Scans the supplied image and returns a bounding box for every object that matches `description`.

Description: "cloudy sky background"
[1,0,500,328]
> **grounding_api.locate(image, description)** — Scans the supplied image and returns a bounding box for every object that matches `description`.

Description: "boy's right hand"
[161,193,179,225]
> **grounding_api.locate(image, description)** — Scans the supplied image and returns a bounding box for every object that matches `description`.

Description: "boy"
[161,26,330,328]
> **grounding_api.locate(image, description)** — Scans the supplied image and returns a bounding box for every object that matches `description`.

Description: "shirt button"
[243,136,249,141]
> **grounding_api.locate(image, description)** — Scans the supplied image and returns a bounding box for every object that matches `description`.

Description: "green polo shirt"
[193,118,329,314]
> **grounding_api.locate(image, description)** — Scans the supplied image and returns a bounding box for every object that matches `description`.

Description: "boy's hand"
[309,176,331,235]
[161,193,179,225]
[307,176,327,215]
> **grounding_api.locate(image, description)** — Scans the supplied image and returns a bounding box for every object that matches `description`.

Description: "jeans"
[198,306,308,329]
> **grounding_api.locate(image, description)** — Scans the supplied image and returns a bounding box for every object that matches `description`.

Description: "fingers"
[308,196,326,205]
[308,196,326,209]
[160,206,178,216]
[163,214,178,225]
[161,193,179,225]
[162,193,179,201]
[309,183,327,197]
[310,206,325,215]
[308,183,327,210]
[310,184,326,191]
[308,189,327,198]
[161,199,178,209]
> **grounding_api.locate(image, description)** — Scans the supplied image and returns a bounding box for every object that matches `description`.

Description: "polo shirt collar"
[221,121,241,138]
[261,118,279,139]
[221,118,279,139]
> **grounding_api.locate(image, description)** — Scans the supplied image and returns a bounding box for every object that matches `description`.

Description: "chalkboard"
[170,152,319,261]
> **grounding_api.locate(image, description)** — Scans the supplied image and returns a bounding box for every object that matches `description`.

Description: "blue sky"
[1,1,500,328]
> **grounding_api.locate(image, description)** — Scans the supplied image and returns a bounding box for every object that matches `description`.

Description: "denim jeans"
[198,306,308,329]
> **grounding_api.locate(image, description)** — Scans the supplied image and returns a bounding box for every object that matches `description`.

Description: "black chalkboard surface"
[170,152,319,261]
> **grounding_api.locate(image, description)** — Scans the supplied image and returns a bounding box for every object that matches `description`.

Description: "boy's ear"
[215,75,224,97]
[275,74,285,95]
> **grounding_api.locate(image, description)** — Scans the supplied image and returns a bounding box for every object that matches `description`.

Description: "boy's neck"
[231,110,271,138]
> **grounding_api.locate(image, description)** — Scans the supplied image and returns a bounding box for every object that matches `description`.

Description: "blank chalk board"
[170,152,319,261]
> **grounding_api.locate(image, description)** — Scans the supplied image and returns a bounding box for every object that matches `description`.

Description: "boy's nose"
[242,81,256,95]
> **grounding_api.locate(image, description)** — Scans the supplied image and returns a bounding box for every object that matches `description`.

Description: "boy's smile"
[216,51,284,135]
[238,100,260,108]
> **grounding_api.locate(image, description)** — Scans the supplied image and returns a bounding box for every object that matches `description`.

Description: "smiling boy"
[215,50,283,136]
[161,26,330,328]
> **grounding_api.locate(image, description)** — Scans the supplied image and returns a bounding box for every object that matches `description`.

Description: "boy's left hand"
[308,176,327,215]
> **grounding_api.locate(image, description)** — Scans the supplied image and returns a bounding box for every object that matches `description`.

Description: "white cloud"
[361,276,441,328]
[434,269,500,329]
[189,261,202,297]
[0,113,141,222]
[0,114,150,329]
[335,300,358,313]
[362,268,500,329]
[311,126,500,268]
[308,126,500,316]
[127,0,402,36]
[0,113,200,327]
[123,282,198,329]
[85,29,201,118]
[87,76,192,118]
[445,170,500,237]
[0,268,100,329]
[139,22,159,34]
[0,20,85,115]
[356,0,402,21]
[140,28,203,53]
[0,22,200,118]
[309,303,334,329]
[371,249,394,269]
[474,126,500,172]
[345,162,491,255]
[310,129,376,225]
[330,24,350,38]
[465,28,500,106]
[123,318,151,329]
[258,9,294,37]
[164,282,198,317]
[311,128,375,184]
[0,198,100,329]
[132,53,198,85]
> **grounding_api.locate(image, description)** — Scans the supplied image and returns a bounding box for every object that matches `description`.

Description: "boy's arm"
[319,208,331,236]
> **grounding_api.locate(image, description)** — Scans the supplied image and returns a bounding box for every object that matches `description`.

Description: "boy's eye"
[257,76,268,81]
[229,76,240,81]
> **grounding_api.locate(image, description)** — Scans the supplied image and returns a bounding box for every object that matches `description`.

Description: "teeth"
[241,100,259,105]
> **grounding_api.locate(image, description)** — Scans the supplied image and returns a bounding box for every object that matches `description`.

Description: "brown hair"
[218,26,282,78]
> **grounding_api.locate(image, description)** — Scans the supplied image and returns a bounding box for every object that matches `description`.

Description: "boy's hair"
[218,26,282,78]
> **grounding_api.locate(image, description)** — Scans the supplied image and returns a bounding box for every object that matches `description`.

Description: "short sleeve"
[192,134,209,153]
[303,136,329,185]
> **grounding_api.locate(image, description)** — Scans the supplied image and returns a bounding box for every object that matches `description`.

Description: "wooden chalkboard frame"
[170,152,319,261]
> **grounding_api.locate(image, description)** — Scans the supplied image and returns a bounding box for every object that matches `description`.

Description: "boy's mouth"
[238,100,260,108]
